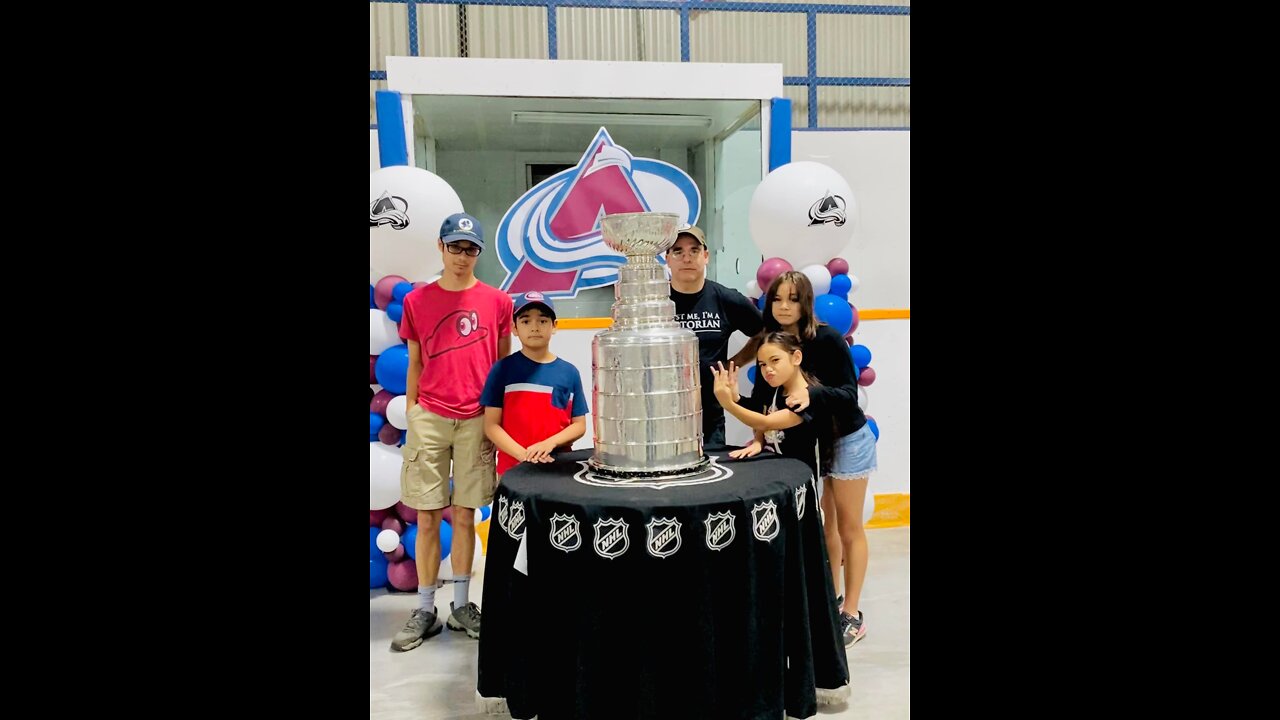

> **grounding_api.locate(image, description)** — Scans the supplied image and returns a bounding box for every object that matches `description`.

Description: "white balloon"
[386,395,409,430]
[846,273,861,295]
[370,309,402,356]
[370,166,464,282]
[857,386,870,413]
[376,529,401,553]
[370,442,403,510]
[749,161,856,269]
[744,279,761,299]
[863,489,875,525]
[800,264,832,296]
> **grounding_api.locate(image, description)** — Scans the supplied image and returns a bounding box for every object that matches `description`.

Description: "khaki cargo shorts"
[400,404,497,511]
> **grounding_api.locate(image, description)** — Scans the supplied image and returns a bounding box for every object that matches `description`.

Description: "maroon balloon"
[848,305,859,335]
[370,509,390,527]
[374,274,407,310]
[441,506,454,526]
[370,389,396,417]
[386,558,419,591]
[378,422,402,446]
[826,257,849,276]
[381,516,404,535]
[857,366,876,387]
[383,545,406,562]
[412,281,430,291]
[846,336,855,347]
[369,355,378,384]
[394,501,418,525]
[756,257,793,292]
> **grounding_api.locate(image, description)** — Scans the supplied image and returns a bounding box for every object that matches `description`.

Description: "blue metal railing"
[370,0,910,129]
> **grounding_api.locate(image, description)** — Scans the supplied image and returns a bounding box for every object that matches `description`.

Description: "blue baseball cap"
[513,291,556,321]
[439,212,484,250]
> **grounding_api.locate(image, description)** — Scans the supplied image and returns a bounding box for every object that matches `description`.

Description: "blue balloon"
[814,294,853,336]
[829,273,852,299]
[850,344,872,370]
[402,523,417,559]
[370,284,376,308]
[375,345,410,395]
[747,365,757,384]
[756,294,766,310]
[397,430,407,447]
[370,528,389,588]
[370,413,385,436]
[439,520,453,560]
[480,504,492,522]
[392,281,414,302]
[866,418,880,441]
[386,300,403,324]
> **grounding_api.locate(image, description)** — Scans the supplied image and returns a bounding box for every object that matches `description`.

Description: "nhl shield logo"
[497,495,509,532]
[751,500,780,542]
[704,511,736,551]
[646,517,682,559]
[795,484,807,519]
[549,513,581,553]
[507,499,526,539]
[593,517,630,559]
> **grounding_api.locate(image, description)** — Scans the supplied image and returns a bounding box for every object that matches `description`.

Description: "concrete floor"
[371,526,909,720]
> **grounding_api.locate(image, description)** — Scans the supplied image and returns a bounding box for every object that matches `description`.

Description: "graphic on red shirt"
[425,309,489,359]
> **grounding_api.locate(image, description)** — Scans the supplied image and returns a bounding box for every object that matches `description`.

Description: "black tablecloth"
[477,447,848,720]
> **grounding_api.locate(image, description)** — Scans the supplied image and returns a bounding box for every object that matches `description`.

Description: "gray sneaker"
[390,608,442,652]
[447,601,482,639]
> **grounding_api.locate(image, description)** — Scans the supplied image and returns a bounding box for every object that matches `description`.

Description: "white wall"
[791,131,909,311]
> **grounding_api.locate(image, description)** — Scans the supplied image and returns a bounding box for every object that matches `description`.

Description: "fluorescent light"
[512,111,713,128]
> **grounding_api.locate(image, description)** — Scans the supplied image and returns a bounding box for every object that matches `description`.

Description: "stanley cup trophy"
[589,212,709,478]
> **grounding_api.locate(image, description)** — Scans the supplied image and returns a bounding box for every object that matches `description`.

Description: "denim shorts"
[828,421,877,480]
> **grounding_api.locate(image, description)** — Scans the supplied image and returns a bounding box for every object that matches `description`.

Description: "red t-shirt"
[399,281,513,419]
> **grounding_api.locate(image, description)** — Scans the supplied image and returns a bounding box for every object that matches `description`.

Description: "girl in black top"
[734,271,877,647]
[711,332,831,480]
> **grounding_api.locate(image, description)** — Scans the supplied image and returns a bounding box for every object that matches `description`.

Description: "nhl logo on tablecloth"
[593,517,630,559]
[752,500,780,542]
[549,513,581,552]
[646,517,682,559]
[704,511,736,551]
[507,499,526,539]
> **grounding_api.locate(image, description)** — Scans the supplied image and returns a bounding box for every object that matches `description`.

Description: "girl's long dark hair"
[762,271,819,340]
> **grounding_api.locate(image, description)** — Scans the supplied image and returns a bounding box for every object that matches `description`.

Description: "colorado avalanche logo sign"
[497,127,701,298]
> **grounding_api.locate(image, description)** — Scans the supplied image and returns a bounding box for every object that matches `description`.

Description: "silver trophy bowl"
[588,212,708,478]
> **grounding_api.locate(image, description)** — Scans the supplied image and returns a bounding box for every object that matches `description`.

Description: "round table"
[477,447,849,720]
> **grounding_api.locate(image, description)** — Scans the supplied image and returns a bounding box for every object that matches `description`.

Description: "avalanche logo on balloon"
[808,192,847,227]
[496,127,701,298]
[369,192,410,229]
